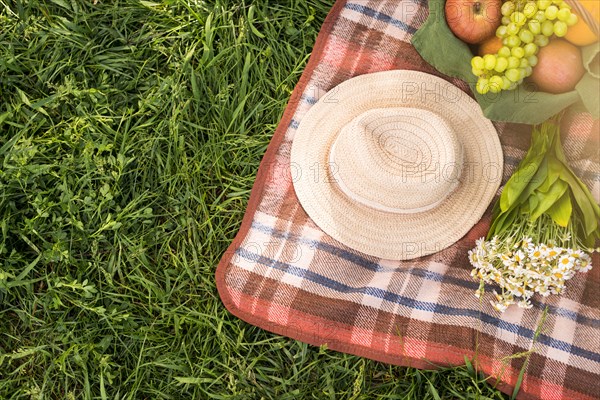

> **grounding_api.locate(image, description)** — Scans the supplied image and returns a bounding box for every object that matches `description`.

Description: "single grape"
[472,66,485,76]
[541,20,554,36]
[506,68,521,82]
[534,10,547,22]
[476,78,490,94]
[498,46,512,58]
[511,46,526,58]
[527,54,538,67]
[557,8,571,21]
[545,5,558,20]
[519,29,534,43]
[494,56,509,72]
[523,2,538,18]
[534,34,549,46]
[483,54,497,70]
[558,1,571,10]
[525,66,533,76]
[507,56,520,69]
[566,13,578,26]
[520,58,529,68]
[502,76,512,90]
[496,25,508,38]
[507,22,520,36]
[553,20,568,36]
[489,76,504,93]
[502,16,512,25]
[511,11,527,26]
[515,0,525,11]
[471,56,485,70]
[501,1,516,16]
[519,68,528,80]
[537,0,552,11]
[528,19,541,35]
[524,42,538,56]
[506,35,522,48]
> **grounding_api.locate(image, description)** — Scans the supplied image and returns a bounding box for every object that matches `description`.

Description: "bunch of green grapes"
[471,0,578,94]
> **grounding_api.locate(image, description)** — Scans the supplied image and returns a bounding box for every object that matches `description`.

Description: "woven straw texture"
[290,70,503,259]
[216,1,600,399]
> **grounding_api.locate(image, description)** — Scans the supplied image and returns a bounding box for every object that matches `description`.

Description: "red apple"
[529,39,585,94]
[445,0,502,44]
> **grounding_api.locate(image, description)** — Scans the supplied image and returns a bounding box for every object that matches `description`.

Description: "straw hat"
[290,70,503,260]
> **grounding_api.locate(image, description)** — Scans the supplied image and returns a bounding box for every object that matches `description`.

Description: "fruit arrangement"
[444,0,599,94]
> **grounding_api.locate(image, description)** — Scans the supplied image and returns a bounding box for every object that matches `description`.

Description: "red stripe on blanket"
[223,285,596,400]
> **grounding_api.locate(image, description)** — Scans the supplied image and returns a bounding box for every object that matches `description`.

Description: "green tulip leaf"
[488,207,518,240]
[519,156,549,200]
[500,153,545,212]
[559,164,600,236]
[546,191,572,228]
[527,195,538,213]
[530,179,568,221]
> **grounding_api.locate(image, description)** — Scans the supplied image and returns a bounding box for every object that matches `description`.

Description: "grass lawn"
[1,1,508,398]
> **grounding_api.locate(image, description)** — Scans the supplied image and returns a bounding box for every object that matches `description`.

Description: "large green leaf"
[546,191,572,227]
[531,179,568,221]
[500,153,545,212]
[518,156,549,199]
[559,164,600,236]
[527,194,538,213]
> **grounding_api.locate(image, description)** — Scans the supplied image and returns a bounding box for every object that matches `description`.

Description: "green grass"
[0,1,508,398]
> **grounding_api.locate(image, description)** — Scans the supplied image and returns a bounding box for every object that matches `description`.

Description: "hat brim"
[290,70,503,260]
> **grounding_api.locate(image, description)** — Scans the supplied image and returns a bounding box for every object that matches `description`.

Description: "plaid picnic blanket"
[215,1,600,399]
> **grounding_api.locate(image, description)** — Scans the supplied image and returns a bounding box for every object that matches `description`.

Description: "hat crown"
[329,107,463,214]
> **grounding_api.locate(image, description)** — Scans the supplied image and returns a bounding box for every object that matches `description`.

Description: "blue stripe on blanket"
[302,95,318,105]
[250,220,600,328]
[236,247,600,363]
[344,2,418,34]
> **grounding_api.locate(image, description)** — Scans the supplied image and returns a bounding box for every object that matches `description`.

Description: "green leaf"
[248,5,266,38]
[500,154,545,212]
[464,356,475,377]
[489,207,518,239]
[546,191,572,227]
[559,164,600,236]
[543,157,563,188]
[530,179,568,221]
[536,173,558,193]
[174,377,214,385]
[528,193,539,212]
[50,0,71,10]
[17,88,31,106]
[516,155,549,203]
[139,1,161,7]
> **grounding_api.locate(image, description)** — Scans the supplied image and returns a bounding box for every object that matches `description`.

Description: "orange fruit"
[529,39,585,94]
[565,0,599,46]
[565,11,598,46]
[478,35,503,56]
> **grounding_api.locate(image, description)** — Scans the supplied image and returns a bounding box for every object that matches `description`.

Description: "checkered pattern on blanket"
[216,1,600,399]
